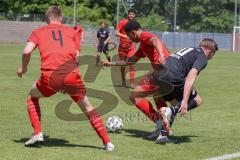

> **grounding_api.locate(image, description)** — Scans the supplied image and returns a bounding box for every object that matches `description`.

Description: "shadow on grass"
[123,129,150,139]
[13,135,103,149]
[124,129,198,144]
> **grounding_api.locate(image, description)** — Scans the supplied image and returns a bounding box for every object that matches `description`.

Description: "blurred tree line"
[0,0,237,33]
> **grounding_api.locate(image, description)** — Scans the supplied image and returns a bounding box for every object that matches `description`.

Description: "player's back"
[29,24,78,72]
[139,32,170,59]
[166,47,208,79]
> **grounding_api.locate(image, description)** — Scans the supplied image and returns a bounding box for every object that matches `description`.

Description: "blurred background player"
[100,21,171,141]
[74,24,84,44]
[96,21,112,66]
[16,6,114,151]
[116,9,136,88]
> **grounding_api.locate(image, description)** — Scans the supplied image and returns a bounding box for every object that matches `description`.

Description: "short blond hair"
[199,38,218,52]
[45,6,62,23]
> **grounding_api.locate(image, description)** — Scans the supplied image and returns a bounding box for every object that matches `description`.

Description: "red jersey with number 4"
[135,31,170,68]
[28,23,80,72]
[116,19,134,49]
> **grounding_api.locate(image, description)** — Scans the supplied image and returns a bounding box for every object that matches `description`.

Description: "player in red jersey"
[101,21,171,139]
[16,6,114,151]
[116,9,136,88]
[74,25,84,44]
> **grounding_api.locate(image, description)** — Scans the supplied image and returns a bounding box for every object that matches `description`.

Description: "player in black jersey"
[96,21,111,66]
[133,38,218,143]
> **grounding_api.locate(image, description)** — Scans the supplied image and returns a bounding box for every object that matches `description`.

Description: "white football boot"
[104,142,114,151]
[159,107,173,134]
[24,132,44,146]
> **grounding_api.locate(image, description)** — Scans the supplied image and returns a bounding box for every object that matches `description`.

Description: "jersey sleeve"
[27,30,38,45]
[107,29,111,37]
[116,20,124,32]
[192,54,208,73]
[141,34,154,45]
[97,30,100,38]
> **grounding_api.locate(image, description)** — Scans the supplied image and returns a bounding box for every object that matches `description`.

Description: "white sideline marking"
[206,152,240,160]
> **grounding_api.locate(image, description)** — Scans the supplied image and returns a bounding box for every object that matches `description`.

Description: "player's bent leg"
[190,94,202,109]
[25,79,56,147]
[96,52,101,67]
[103,51,111,62]
[75,96,114,151]
[146,96,169,140]
[128,49,135,88]
[129,65,135,88]
[169,93,202,116]
[160,92,202,136]
[118,52,127,87]
[130,86,165,140]
[25,82,45,146]
[29,82,45,98]
[130,85,162,123]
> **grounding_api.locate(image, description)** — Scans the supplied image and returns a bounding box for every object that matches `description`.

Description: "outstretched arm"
[17,42,36,78]
[179,68,198,115]
[101,55,140,67]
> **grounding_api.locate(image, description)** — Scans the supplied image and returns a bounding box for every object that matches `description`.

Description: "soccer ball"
[106,116,123,133]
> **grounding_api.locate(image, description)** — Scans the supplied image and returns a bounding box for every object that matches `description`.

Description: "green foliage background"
[0,0,237,32]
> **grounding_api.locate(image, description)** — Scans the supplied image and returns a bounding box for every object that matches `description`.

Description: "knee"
[85,106,94,113]
[195,95,202,107]
[77,96,94,112]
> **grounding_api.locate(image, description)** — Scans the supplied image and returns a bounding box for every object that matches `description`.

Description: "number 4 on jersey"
[52,30,63,47]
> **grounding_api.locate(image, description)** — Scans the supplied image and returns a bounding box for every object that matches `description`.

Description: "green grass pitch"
[0,43,240,160]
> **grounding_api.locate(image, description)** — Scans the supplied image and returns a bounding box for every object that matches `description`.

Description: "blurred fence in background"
[0,12,236,51]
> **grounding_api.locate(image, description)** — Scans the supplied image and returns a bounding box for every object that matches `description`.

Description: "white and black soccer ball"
[106,116,123,132]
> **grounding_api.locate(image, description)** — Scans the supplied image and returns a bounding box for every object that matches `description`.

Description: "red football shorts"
[36,70,86,102]
[118,44,135,60]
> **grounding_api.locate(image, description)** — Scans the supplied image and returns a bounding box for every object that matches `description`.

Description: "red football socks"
[135,98,161,123]
[86,109,110,144]
[27,97,41,135]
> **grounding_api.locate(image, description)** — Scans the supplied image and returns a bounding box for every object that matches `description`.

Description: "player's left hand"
[17,67,27,78]
[179,100,188,115]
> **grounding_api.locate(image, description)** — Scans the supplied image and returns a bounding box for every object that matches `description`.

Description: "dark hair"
[199,38,218,52]
[128,9,136,14]
[124,21,141,33]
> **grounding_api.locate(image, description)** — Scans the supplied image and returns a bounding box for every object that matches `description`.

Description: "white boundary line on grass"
[206,152,240,160]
